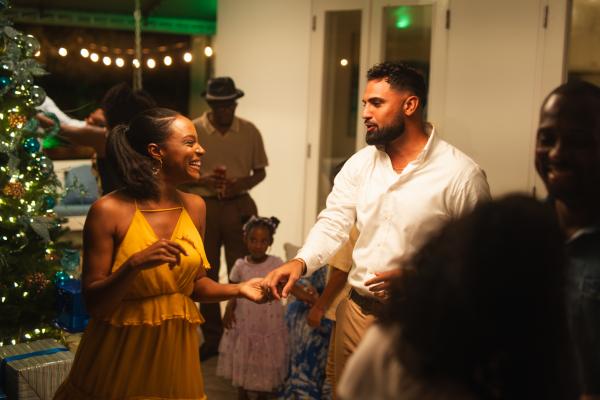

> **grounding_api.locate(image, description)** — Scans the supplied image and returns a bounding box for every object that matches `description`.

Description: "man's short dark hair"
[547,80,600,108]
[367,62,427,108]
[544,80,600,135]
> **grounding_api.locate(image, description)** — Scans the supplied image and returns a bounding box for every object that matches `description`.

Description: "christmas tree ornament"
[24,272,50,294]
[54,270,70,285]
[8,112,26,128]
[25,85,45,107]
[0,74,10,89]
[3,181,24,198]
[22,137,40,153]
[37,155,53,176]
[21,34,39,58]
[44,251,59,262]
[42,195,56,210]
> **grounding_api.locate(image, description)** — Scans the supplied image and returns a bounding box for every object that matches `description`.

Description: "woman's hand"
[128,239,188,271]
[239,278,268,303]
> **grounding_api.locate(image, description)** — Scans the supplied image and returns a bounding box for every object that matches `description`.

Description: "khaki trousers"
[333,296,376,395]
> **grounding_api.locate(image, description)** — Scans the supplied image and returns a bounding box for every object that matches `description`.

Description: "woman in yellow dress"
[54,108,266,399]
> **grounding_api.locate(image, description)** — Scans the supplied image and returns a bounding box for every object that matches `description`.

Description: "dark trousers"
[201,193,258,353]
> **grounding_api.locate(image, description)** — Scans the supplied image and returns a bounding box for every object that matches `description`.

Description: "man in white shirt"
[263,62,490,383]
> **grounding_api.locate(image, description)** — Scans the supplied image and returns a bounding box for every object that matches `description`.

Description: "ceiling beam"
[7,7,215,35]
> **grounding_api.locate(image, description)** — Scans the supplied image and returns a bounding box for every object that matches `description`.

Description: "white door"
[368,0,449,138]
[303,0,370,234]
[439,0,568,197]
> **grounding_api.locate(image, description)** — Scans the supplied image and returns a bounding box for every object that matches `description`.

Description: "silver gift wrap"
[0,339,74,400]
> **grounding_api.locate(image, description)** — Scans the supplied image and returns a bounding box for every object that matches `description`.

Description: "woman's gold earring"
[152,158,163,176]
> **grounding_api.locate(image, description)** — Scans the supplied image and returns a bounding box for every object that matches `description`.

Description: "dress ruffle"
[102,292,203,326]
[218,328,288,392]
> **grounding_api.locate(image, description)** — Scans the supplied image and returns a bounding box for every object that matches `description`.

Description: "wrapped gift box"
[0,338,73,399]
[55,279,89,332]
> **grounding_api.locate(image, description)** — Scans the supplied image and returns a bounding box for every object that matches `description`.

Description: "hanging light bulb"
[80,48,89,58]
[183,52,193,63]
[163,55,172,66]
[115,57,125,68]
[90,53,99,62]
[34,50,41,57]
[204,46,213,57]
[146,58,156,69]
[58,47,68,57]
[132,58,140,68]
[102,56,112,66]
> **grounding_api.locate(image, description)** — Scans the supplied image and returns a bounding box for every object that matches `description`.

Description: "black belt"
[349,289,384,316]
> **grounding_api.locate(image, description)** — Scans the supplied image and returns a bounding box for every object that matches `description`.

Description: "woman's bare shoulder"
[88,191,133,215]
[178,191,205,212]
[178,191,206,230]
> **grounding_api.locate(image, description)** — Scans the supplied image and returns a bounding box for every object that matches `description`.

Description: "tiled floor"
[202,355,238,399]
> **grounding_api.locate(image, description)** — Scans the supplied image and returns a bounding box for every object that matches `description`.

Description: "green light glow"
[394,6,412,29]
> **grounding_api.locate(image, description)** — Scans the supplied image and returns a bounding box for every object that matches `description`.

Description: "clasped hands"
[260,259,402,302]
[199,172,242,199]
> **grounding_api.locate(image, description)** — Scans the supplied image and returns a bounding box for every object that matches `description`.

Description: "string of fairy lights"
[35,41,214,69]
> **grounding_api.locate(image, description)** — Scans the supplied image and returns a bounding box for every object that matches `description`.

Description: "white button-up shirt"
[296,125,491,297]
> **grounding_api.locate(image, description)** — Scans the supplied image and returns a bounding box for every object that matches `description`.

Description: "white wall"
[440,0,567,197]
[215,0,312,258]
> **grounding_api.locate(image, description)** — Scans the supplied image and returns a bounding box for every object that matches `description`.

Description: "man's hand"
[262,259,305,300]
[364,268,402,300]
[307,304,325,328]
[197,173,226,191]
[221,178,243,198]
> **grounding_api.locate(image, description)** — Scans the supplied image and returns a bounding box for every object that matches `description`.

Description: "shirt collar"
[413,122,436,165]
[201,111,239,135]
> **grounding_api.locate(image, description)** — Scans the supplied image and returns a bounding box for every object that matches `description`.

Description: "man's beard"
[365,118,405,146]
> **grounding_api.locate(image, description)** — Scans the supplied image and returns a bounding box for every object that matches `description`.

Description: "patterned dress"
[279,267,333,400]
[217,255,288,392]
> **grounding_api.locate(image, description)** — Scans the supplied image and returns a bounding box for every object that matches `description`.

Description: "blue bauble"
[43,195,56,210]
[54,270,70,285]
[23,137,40,153]
[0,75,10,89]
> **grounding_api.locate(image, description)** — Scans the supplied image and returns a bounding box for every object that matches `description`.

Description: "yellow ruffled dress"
[54,205,210,399]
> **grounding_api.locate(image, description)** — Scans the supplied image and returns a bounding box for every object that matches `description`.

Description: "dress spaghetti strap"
[135,200,184,213]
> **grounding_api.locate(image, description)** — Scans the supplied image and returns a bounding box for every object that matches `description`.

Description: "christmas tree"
[0,0,65,345]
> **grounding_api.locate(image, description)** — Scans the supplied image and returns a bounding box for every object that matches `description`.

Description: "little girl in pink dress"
[217,216,288,399]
